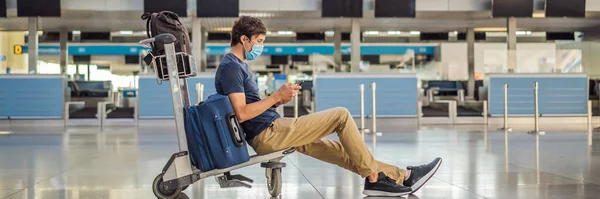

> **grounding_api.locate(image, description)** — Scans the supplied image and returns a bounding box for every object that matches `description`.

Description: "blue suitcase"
[184,93,250,172]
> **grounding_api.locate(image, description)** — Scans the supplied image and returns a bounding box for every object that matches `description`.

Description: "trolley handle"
[139,33,177,46]
[139,38,156,45]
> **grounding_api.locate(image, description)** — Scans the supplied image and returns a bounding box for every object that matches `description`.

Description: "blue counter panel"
[22,44,436,56]
[487,74,588,116]
[138,74,216,118]
[315,74,418,117]
[0,75,65,119]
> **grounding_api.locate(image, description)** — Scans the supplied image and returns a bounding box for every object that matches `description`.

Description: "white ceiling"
[0,10,599,32]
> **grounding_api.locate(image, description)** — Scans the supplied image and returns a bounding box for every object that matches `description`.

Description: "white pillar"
[507,17,517,73]
[192,18,202,72]
[60,27,69,74]
[467,28,475,98]
[28,17,38,73]
[333,28,342,72]
[350,19,361,72]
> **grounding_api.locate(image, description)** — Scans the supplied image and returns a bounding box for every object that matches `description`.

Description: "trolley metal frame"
[143,34,294,199]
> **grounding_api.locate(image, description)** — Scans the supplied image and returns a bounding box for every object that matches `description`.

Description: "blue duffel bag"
[184,93,250,172]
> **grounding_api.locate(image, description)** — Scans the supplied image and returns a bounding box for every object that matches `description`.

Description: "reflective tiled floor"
[1,120,600,199]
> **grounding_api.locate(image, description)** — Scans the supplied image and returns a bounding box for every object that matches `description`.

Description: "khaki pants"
[249,107,405,184]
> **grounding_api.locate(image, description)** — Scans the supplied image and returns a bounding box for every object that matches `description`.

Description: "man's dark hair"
[230,16,267,46]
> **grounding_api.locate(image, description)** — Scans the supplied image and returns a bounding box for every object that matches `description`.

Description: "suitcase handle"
[226,113,245,147]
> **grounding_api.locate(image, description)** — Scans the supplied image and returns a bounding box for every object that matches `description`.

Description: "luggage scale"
[140,33,295,199]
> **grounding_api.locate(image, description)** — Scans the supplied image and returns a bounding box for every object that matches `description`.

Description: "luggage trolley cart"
[141,34,295,199]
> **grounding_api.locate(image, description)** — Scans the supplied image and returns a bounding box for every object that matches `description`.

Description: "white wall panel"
[516,43,556,73]
[63,0,104,10]
[587,0,600,11]
[475,43,507,75]
[558,42,600,76]
[441,43,468,80]
[240,0,319,11]
[62,0,142,11]
[106,0,143,11]
[448,0,489,11]
[417,0,449,11]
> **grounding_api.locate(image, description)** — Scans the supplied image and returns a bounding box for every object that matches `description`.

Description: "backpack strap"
[142,14,152,38]
[149,13,160,49]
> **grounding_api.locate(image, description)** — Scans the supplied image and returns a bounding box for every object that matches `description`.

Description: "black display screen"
[492,0,534,18]
[271,56,289,65]
[125,55,140,64]
[342,55,351,62]
[546,32,575,40]
[144,0,188,17]
[80,32,111,41]
[17,0,61,17]
[375,0,415,18]
[42,32,73,42]
[0,0,6,17]
[197,0,239,17]
[361,55,380,64]
[322,0,362,18]
[292,55,309,62]
[296,33,325,41]
[207,33,231,41]
[420,33,449,41]
[546,0,586,18]
[457,32,486,41]
[73,55,91,64]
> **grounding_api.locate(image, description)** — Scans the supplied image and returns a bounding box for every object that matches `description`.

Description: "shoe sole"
[410,158,442,194]
[362,190,411,197]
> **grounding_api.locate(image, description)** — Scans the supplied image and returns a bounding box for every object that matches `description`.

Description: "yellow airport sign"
[14,45,22,55]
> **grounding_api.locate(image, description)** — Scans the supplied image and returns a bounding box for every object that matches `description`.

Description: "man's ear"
[240,35,248,44]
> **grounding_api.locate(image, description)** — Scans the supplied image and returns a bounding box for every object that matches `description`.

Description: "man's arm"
[229,92,281,123]
[229,83,298,123]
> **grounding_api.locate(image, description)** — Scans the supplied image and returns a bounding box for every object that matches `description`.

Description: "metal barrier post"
[359,84,370,138]
[427,89,435,103]
[294,95,299,118]
[370,82,382,153]
[64,103,69,127]
[417,101,423,125]
[196,83,204,104]
[588,100,593,146]
[498,84,513,132]
[528,82,544,135]
[449,101,457,124]
[98,102,104,128]
[483,100,488,125]
[458,89,465,105]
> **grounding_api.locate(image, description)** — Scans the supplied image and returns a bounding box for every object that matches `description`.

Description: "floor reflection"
[1,123,599,199]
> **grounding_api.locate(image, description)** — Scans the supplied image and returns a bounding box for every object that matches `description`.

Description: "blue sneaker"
[403,158,442,193]
[363,172,412,197]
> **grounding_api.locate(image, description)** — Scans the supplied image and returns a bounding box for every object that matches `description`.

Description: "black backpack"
[141,11,195,81]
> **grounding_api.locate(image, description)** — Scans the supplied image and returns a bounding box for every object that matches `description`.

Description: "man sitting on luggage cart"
[215,16,442,197]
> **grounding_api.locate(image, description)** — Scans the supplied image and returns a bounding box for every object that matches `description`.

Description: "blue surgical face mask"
[244,40,264,60]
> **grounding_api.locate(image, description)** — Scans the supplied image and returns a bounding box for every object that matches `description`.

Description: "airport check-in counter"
[485,73,589,124]
[0,74,67,120]
[314,73,418,117]
[138,73,216,119]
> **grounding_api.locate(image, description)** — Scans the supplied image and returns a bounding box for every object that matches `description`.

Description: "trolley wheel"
[152,173,182,199]
[266,168,282,197]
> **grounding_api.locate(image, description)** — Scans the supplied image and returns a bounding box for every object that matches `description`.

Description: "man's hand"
[274,83,301,104]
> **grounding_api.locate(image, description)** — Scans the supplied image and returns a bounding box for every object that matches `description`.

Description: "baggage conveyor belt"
[106,108,135,119]
[421,106,482,117]
[69,108,97,119]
